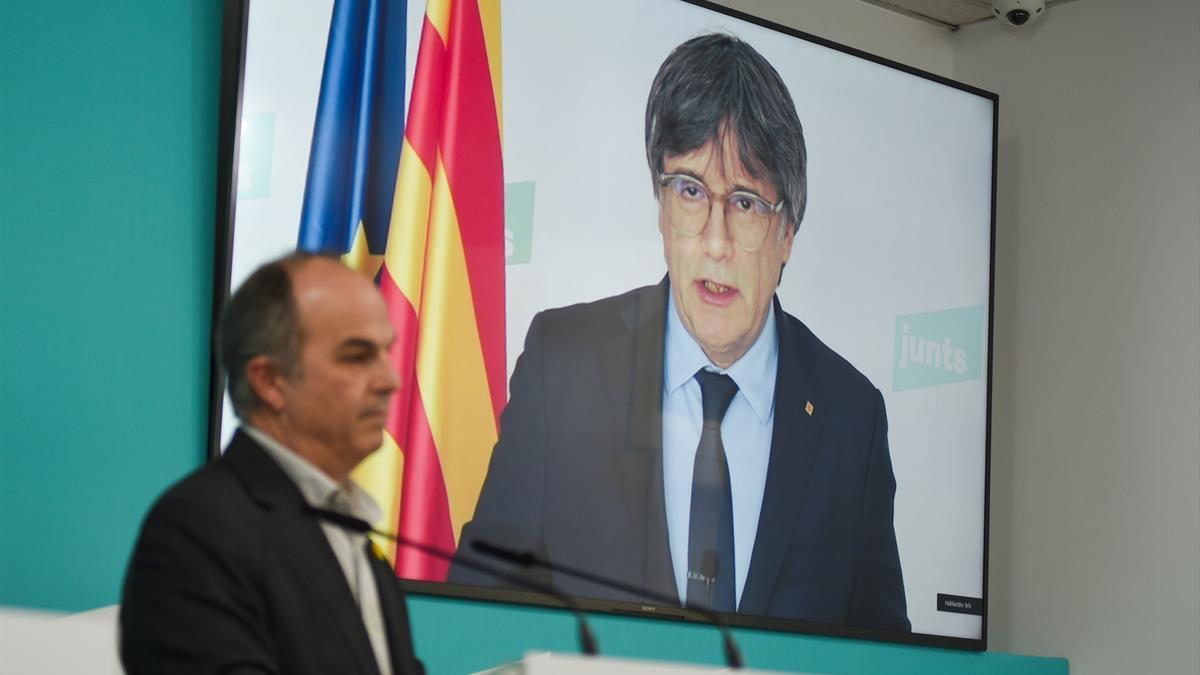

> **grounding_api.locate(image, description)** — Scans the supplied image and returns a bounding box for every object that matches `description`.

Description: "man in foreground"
[121,253,424,674]
[451,33,909,632]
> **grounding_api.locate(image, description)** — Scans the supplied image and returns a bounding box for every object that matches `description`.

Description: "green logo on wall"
[893,305,985,391]
[505,181,535,265]
[237,112,275,200]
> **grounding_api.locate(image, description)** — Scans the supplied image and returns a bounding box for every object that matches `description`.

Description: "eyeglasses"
[657,173,785,251]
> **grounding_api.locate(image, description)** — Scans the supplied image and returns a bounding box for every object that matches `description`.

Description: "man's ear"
[245,355,287,413]
[777,223,796,286]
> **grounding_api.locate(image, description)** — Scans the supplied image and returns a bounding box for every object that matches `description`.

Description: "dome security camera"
[992,0,1046,27]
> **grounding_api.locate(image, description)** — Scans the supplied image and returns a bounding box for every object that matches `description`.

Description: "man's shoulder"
[775,306,881,400]
[531,282,662,343]
[139,456,249,535]
[136,438,275,546]
[156,455,240,502]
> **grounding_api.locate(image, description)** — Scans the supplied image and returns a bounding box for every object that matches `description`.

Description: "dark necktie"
[686,369,739,612]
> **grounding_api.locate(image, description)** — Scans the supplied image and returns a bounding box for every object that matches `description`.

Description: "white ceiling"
[858,0,1076,29]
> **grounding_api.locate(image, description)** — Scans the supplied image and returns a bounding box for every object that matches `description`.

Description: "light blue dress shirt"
[662,292,777,610]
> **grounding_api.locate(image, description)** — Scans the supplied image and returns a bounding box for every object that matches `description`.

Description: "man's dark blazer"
[120,430,424,675]
[450,279,909,632]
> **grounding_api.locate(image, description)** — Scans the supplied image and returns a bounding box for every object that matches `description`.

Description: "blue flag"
[298,0,408,255]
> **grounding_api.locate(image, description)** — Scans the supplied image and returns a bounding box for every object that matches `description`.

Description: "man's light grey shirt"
[243,425,393,675]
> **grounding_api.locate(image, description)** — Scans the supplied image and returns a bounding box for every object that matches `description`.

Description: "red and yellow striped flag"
[352,0,505,581]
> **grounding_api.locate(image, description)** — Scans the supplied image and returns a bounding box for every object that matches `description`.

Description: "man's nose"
[700,198,734,259]
[376,352,400,394]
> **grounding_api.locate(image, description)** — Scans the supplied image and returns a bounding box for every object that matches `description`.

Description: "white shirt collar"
[663,288,778,423]
[242,425,382,525]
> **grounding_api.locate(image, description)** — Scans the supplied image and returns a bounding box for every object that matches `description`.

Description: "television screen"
[214,0,995,649]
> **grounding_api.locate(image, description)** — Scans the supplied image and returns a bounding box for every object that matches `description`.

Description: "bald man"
[121,253,424,675]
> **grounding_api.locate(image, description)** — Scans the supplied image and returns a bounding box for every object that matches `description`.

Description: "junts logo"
[505,181,536,265]
[893,305,985,391]
[898,325,967,374]
[238,112,276,200]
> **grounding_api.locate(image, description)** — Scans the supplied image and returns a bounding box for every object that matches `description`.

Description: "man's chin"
[353,430,388,457]
[692,326,750,367]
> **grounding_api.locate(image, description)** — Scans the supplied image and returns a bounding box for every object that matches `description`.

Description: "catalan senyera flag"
[297,0,505,582]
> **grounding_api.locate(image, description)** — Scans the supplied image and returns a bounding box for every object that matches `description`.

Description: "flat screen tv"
[211,0,996,651]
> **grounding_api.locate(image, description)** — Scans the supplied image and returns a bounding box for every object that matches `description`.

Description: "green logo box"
[893,304,985,391]
[504,181,535,265]
[237,112,275,200]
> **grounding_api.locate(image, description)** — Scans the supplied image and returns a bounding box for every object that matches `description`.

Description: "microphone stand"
[305,505,599,657]
[471,540,744,669]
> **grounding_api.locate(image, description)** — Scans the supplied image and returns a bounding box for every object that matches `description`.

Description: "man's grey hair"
[645,32,808,232]
[217,251,333,419]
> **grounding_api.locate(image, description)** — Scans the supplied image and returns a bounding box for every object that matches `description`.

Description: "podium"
[476,652,797,674]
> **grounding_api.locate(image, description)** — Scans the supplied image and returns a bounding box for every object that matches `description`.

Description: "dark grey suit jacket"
[450,280,909,632]
[120,430,424,675]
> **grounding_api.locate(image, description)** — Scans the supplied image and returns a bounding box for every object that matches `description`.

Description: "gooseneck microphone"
[698,552,719,609]
[304,505,599,657]
[471,540,744,669]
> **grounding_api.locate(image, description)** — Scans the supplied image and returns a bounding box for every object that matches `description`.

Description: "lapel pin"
[369,539,387,562]
[805,401,814,416]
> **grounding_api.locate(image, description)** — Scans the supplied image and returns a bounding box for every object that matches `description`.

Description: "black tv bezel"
[209,0,997,653]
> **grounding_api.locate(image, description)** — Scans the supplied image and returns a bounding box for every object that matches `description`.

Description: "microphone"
[471,540,744,669]
[699,552,719,609]
[685,552,719,607]
[304,505,599,657]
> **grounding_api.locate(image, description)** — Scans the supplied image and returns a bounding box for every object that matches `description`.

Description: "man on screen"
[121,253,424,674]
[451,33,909,632]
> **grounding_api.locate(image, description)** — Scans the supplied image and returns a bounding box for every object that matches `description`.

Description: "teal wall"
[0,1,219,611]
[0,2,1065,673]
